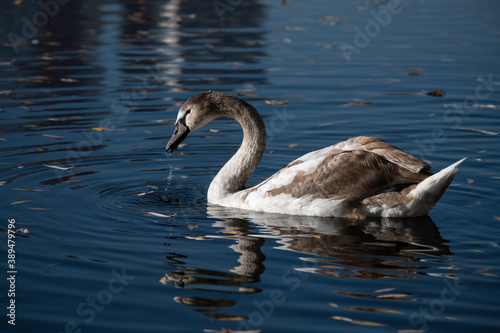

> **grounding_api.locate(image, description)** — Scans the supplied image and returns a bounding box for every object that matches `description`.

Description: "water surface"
[1,0,500,332]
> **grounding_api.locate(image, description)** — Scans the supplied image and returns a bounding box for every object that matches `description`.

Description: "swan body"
[166,91,464,218]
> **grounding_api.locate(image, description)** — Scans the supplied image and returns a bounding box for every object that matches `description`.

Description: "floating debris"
[147,211,176,218]
[330,315,387,327]
[426,90,445,97]
[459,127,499,135]
[43,164,74,171]
[265,100,289,105]
[11,200,30,205]
[280,25,307,31]
[341,101,374,107]
[91,127,112,131]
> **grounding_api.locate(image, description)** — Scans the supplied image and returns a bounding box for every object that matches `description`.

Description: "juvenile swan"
[166,91,464,218]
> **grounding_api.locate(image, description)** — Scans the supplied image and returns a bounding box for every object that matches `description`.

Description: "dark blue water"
[1,0,500,332]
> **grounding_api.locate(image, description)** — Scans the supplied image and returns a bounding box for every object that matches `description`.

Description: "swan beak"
[166,122,190,153]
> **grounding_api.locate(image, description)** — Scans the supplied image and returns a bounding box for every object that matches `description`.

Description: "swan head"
[165,91,242,153]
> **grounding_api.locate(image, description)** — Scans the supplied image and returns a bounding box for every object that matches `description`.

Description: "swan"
[166,91,465,218]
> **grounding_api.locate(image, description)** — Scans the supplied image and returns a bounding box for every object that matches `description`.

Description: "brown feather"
[332,136,430,173]
[268,150,428,202]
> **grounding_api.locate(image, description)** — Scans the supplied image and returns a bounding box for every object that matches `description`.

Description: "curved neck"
[208,102,266,202]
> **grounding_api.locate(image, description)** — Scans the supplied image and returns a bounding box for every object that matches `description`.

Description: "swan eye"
[179,109,191,128]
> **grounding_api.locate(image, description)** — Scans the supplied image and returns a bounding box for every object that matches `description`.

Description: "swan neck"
[208,102,266,201]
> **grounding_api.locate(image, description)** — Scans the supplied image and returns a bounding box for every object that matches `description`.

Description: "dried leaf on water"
[426,90,445,97]
[41,134,64,139]
[43,164,74,171]
[11,200,30,205]
[91,127,112,131]
[375,293,416,301]
[460,127,500,135]
[288,143,298,148]
[467,179,474,184]
[188,224,198,230]
[265,100,289,105]
[471,104,500,109]
[474,266,492,274]
[347,306,404,315]
[341,101,374,107]
[374,288,396,293]
[14,188,41,192]
[147,211,176,218]
[330,315,387,327]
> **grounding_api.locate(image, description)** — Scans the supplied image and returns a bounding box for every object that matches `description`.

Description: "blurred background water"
[1,0,500,332]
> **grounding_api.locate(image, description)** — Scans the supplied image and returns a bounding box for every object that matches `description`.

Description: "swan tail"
[408,158,466,214]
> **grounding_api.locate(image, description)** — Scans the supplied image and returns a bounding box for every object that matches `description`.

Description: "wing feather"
[264,149,428,201]
[332,136,430,173]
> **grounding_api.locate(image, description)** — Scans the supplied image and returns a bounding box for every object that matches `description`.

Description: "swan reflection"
[161,205,455,322]
[207,206,453,279]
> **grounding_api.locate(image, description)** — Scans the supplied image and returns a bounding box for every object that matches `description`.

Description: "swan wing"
[253,146,428,202]
[332,136,430,173]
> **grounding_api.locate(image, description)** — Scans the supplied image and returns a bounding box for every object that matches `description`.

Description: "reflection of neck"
[207,102,266,202]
